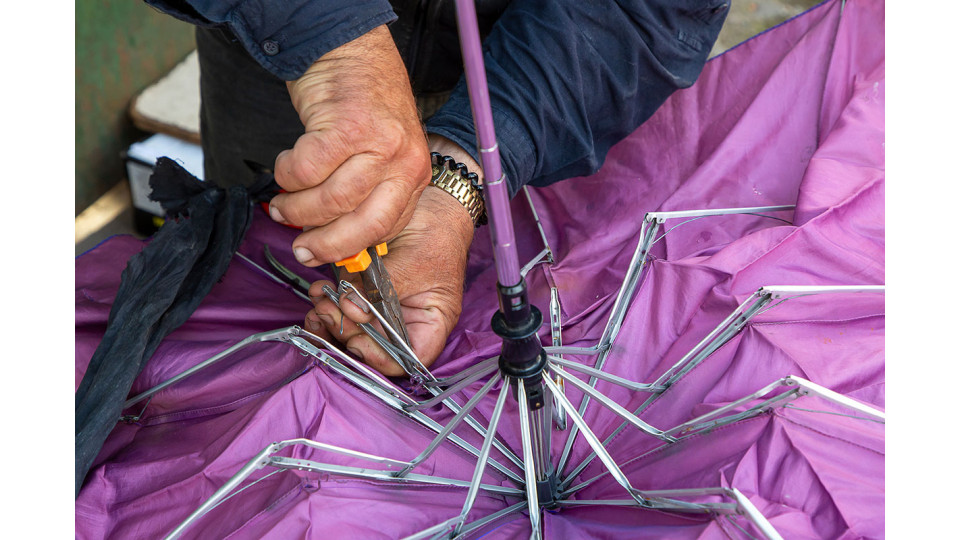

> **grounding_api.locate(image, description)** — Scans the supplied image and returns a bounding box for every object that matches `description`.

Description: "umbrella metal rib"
[134,2,882,535]
[548,287,568,431]
[404,362,500,412]
[146,203,885,539]
[425,356,500,388]
[517,379,543,539]
[396,375,501,477]
[521,186,555,273]
[164,437,525,540]
[559,374,885,497]
[554,205,796,477]
[451,375,512,536]
[558,284,885,491]
[326,279,527,472]
[323,281,431,381]
[552,206,807,484]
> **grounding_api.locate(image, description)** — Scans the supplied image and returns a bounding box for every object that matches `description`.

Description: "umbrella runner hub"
[493,282,548,407]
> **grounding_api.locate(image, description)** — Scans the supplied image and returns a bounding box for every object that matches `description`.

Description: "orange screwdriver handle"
[334,243,388,273]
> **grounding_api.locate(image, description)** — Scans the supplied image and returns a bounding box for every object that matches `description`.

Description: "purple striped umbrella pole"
[455,0,522,287]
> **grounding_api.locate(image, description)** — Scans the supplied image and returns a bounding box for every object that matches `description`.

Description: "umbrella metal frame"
[138,203,885,539]
[122,2,886,537]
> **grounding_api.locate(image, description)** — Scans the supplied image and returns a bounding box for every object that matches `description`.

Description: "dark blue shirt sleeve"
[145,0,397,80]
[426,0,728,197]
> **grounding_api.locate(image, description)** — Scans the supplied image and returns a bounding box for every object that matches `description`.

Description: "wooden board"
[129,51,202,144]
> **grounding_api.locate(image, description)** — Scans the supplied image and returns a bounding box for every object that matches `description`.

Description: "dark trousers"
[195,26,453,189]
[196,27,303,188]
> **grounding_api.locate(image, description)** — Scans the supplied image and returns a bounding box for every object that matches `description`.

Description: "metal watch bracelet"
[429,152,487,227]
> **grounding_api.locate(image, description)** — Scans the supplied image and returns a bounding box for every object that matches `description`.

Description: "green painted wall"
[76,2,195,215]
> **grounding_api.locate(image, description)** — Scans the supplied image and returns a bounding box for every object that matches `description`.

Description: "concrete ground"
[76,182,138,255]
[74,0,821,256]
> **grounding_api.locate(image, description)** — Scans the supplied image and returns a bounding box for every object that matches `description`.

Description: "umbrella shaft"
[455,0,521,287]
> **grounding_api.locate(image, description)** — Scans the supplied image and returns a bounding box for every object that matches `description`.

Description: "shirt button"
[262,40,280,56]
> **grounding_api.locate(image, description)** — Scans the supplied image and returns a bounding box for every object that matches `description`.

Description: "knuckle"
[278,203,302,225]
[296,232,326,261]
[326,128,355,158]
[323,184,357,217]
[273,157,295,189]
[310,235,352,265]
[282,197,312,226]
[367,215,392,242]
[412,157,432,186]
[314,304,339,323]
[289,153,320,187]
[334,115,372,148]
[387,178,414,209]
[397,149,431,188]
[379,123,405,155]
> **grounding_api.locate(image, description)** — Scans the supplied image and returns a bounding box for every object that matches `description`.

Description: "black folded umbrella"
[75,158,275,496]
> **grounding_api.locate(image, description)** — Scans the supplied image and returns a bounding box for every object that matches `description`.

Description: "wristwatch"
[429,152,487,227]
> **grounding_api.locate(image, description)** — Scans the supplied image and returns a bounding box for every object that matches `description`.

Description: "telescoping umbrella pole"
[454,0,556,506]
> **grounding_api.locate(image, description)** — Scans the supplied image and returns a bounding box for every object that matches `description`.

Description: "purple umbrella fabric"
[75,0,884,537]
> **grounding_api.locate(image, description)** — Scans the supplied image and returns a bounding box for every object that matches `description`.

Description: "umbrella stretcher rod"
[563,372,885,498]
[155,238,885,538]
[164,437,525,540]
[559,284,885,491]
[230,256,530,471]
[519,187,555,278]
[554,204,797,475]
[552,203,866,481]
[144,195,878,538]
[455,0,556,506]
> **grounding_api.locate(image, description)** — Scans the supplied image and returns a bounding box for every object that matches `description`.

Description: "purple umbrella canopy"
[75,0,885,538]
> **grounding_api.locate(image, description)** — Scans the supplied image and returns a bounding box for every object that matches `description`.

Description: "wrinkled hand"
[269,25,431,266]
[304,185,475,376]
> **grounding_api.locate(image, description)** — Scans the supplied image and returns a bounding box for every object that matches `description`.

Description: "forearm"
[426,0,728,196]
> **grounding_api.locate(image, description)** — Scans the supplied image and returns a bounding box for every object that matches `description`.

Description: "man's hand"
[304,184,475,375]
[269,25,431,266]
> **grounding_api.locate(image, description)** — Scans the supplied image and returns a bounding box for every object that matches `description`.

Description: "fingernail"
[346,293,370,313]
[318,313,333,326]
[269,204,285,223]
[306,319,320,331]
[347,347,364,360]
[294,247,315,264]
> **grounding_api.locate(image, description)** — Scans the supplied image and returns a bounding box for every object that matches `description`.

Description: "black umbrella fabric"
[74,158,271,495]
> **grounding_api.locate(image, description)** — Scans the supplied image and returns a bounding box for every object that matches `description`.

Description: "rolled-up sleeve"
[146,0,397,80]
[426,0,728,196]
